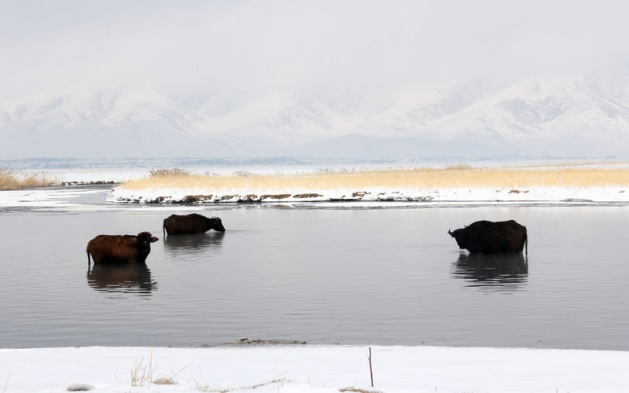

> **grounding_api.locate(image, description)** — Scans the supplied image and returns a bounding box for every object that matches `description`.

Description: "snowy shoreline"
[3,175,629,210]
[2,345,627,393]
[5,158,629,206]
[107,184,629,205]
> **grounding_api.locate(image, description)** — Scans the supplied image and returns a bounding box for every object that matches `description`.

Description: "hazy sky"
[2,0,628,103]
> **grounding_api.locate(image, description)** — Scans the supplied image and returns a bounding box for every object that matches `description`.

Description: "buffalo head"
[136,231,159,254]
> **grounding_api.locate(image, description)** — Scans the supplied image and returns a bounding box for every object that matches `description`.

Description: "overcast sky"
[1,0,628,104]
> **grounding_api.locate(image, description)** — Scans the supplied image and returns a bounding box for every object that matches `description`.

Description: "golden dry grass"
[119,162,629,192]
[0,168,59,190]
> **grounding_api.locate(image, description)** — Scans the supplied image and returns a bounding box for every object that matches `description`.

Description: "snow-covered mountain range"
[2,76,629,160]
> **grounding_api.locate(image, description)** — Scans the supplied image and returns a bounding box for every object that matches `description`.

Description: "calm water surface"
[1,187,628,350]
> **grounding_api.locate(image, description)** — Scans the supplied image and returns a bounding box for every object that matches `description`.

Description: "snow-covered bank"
[107,185,629,205]
[2,345,627,393]
[102,161,629,205]
[2,183,628,210]
[4,159,629,206]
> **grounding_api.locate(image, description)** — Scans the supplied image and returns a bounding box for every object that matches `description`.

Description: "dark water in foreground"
[1,188,628,350]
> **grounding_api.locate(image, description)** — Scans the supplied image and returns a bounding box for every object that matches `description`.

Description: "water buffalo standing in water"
[86,232,159,264]
[163,213,226,236]
[448,220,527,254]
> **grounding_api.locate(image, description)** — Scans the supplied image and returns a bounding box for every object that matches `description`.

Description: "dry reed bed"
[0,168,59,190]
[119,165,629,192]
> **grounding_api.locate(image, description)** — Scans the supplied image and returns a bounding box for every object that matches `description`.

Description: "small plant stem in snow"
[368,347,374,387]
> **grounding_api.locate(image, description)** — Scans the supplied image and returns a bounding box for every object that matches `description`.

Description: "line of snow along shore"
[107,185,629,205]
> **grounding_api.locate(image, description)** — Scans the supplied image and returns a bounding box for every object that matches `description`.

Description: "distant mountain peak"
[1,76,629,159]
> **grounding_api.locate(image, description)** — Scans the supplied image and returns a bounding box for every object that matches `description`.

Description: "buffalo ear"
[150,237,159,243]
[447,229,454,237]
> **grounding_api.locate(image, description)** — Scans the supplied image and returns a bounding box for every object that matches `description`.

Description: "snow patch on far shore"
[107,185,629,205]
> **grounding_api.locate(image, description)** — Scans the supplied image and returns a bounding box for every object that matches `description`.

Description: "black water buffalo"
[163,213,226,236]
[86,232,159,264]
[448,220,527,254]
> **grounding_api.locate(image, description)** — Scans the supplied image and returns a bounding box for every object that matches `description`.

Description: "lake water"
[1,186,628,350]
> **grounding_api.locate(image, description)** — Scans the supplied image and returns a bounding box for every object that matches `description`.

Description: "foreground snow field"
[2,345,628,393]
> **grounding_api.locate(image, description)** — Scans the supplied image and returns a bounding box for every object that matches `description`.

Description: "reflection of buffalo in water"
[87,263,156,294]
[453,253,528,287]
[164,231,225,252]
